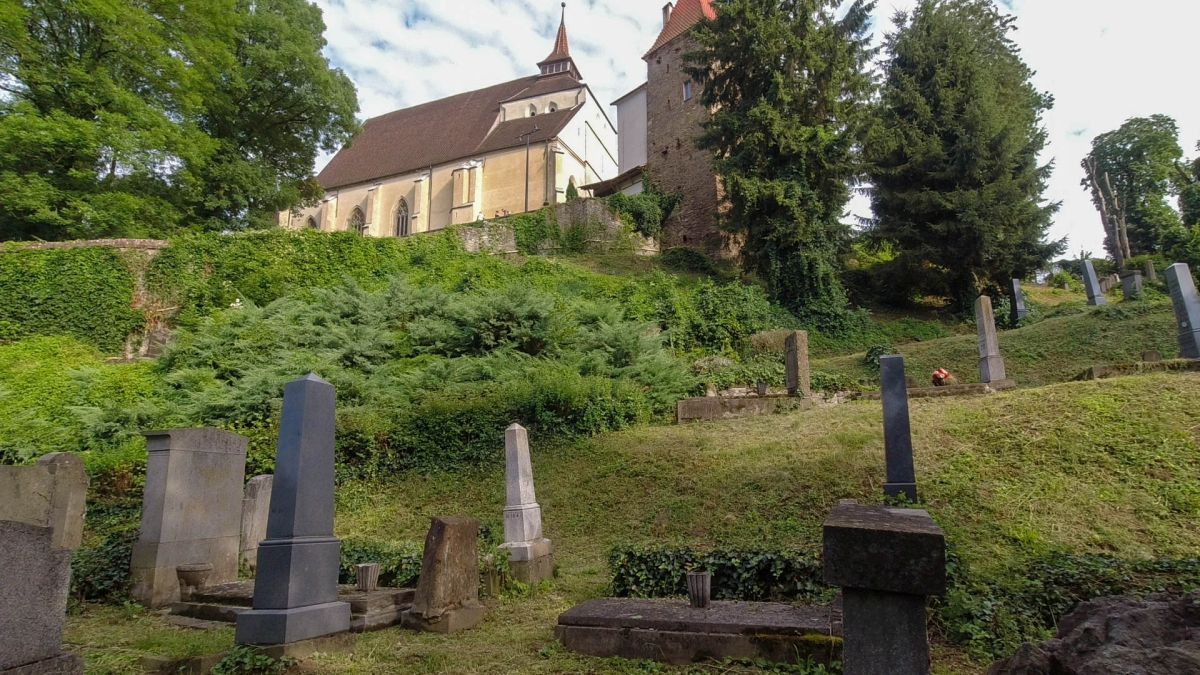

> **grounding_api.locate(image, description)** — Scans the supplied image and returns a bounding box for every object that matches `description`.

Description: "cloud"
[313,0,1200,257]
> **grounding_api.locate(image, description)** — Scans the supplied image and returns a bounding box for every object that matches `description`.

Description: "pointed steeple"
[538,3,580,80]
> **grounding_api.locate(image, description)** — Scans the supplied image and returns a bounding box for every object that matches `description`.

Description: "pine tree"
[686,0,877,327]
[866,0,1063,309]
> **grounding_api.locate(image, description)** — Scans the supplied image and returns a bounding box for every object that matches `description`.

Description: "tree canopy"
[0,0,358,241]
[686,0,877,327]
[865,0,1062,308]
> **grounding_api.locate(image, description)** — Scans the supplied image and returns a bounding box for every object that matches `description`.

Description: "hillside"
[65,373,1200,674]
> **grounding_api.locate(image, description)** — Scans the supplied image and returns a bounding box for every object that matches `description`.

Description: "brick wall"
[644,35,735,259]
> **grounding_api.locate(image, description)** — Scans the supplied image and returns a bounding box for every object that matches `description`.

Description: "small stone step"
[163,614,231,631]
[170,601,248,623]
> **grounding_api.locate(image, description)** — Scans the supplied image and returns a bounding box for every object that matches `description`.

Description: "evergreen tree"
[1179,143,1200,228]
[686,0,877,326]
[866,0,1063,309]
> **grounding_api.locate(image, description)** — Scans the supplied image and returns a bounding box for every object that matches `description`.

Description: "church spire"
[538,3,580,80]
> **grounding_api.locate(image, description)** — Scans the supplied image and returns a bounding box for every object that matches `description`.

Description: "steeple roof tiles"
[644,0,717,59]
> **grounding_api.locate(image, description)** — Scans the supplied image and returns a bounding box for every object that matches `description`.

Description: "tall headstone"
[236,374,351,647]
[1166,263,1200,360]
[499,424,554,584]
[132,428,248,608]
[824,502,946,675]
[0,453,87,674]
[1083,260,1107,306]
[785,331,811,397]
[880,356,917,502]
[974,296,1007,384]
[1008,279,1028,324]
[402,516,486,633]
[1145,260,1158,284]
[1121,272,1144,300]
[239,474,274,571]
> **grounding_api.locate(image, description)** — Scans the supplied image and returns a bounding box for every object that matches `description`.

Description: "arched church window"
[305,216,318,230]
[395,199,410,237]
[349,207,367,235]
[528,104,538,117]
[548,102,559,113]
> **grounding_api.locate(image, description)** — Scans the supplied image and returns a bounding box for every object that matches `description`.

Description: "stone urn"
[356,562,381,592]
[686,571,711,609]
[756,381,769,397]
[176,563,213,601]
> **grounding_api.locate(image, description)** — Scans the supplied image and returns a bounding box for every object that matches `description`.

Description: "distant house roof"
[612,82,647,107]
[581,165,644,197]
[644,0,717,59]
[317,76,583,190]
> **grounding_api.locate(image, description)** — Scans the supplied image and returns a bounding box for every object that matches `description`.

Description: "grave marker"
[1121,272,1144,300]
[402,516,486,633]
[1145,260,1158,284]
[239,474,273,571]
[1167,263,1200,359]
[1083,261,1107,306]
[880,356,917,502]
[1008,279,1028,324]
[785,331,811,397]
[499,424,554,584]
[975,296,1007,384]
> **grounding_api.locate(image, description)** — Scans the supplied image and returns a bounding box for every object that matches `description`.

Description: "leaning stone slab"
[499,424,554,584]
[402,516,486,633]
[785,331,811,397]
[1166,263,1200,359]
[880,356,918,502]
[239,475,273,571]
[1083,260,1107,306]
[975,296,1007,384]
[556,598,842,666]
[1009,279,1028,324]
[132,428,248,608]
[0,453,87,674]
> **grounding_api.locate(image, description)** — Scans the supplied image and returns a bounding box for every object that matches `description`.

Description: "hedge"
[609,546,826,602]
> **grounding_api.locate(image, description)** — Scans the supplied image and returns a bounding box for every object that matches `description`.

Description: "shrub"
[607,190,677,238]
[661,247,718,275]
[71,500,140,603]
[339,539,423,588]
[211,646,295,675]
[862,344,892,370]
[609,546,827,602]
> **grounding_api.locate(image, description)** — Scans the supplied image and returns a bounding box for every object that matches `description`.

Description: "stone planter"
[687,571,711,609]
[356,563,380,592]
[176,563,213,601]
[756,382,768,397]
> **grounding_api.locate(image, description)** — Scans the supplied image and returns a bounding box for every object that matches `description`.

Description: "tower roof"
[539,3,571,65]
[644,0,717,59]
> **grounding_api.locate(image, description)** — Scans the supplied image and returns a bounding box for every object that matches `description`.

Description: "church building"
[280,7,617,237]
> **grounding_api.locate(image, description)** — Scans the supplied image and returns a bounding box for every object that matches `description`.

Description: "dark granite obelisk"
[1083,260,1107,306]
[1008,279,1028,324]
[880,356,917,502]
[1166,263,1200,360]
[235,374,350,646]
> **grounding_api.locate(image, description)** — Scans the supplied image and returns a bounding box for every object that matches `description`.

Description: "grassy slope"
[67,372,1200,674]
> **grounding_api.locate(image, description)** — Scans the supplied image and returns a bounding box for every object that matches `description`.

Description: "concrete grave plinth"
[132,428,248,608]
[0,453,87,675]
[1008,279,1028,324]
[880,356,918,502]
[785,331,811,397]
[974,296,1007,384]
[402,516,486,633]
[239,475,273,571]
[499,424,554,584]
[1121,272,1144,300]
[823,502,946,675]
[235,375,350,647]
[1083,260,1107,306]
[1166,263,1200,359]
[556,598,842,666]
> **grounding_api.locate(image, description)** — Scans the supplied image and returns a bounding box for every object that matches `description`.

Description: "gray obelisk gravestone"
[499,424,554,584]
[824,501,946,675]
[880,356,917,502]
[236,374,350,646]
[1008,279,1028,325]
[974,296,1007,384]
[1121,272,1144,300]
[1166,263,1200,360]
[0,453,87,674]
[240,475,274,571]
[785,331,812,397]
[1145,260,1158,284]
[131,428,248,608]
[1083,260,1107,306]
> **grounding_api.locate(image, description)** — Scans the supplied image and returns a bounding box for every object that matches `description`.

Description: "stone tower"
[643,0,733,258]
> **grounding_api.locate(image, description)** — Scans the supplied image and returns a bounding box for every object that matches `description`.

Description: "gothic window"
[395,199,410,237]
[349,207,367,235]
[528,104,538,117]
[305,216,318,230]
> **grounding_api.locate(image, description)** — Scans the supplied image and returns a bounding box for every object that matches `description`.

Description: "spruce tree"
[686,0,876,326]
[866,0,1063,309]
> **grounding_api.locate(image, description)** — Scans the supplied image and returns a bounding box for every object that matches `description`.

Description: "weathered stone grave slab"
[880,356,917,502]
[236,374,351,647]
[1121,272,1144,300]
[402,516,486,633]
[1145,260,1158,284]
[556,599,841,666]
[132,428,248,608]
[785,330,811,397]
[0,453,87,675]
[499,424,554,584]
[1009,279,1028,324]
[1083,260,1107,306]
[1166,263,1200,359]
[239,475,273,571]
[824,501,946,675]
[975,296,1007,384]
[676,396,812,423]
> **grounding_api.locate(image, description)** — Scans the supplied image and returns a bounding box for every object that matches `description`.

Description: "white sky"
[313,0,1200,256]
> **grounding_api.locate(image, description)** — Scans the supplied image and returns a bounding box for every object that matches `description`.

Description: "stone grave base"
[401,603,487,634]
[556,599,842,666]
[1,654,83,675]
[510,553,555,584]
[170,581,414,633]
[860,379,1016,401]
[1076,359,1200,381]
[676,396,813,424]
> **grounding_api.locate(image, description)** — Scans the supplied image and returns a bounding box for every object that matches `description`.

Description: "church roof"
[644,0,717,59]
[501,73,581,103]
[539,5,572,65]
[317,76,583,190]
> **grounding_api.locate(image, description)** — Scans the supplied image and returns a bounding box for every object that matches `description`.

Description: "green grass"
[65,372,1200,673]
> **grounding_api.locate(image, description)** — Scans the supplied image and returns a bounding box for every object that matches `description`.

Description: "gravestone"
[499,424,554,584]
[0,453,87,674]
[1142,350,1163,363]
[132,428,248,608]
[880,356,917,502]
[824,502,946,675]
[785,331,811,397]
[1145,260,1158,284]
[1008,280,1028,324]
[1083,261,1107,306]
[1166,263,1200,360]
[1121,272,1144,300]
[240,475,273,571]
[402,516,486,633]
[974,296,1007,384]
[236,374,351,647]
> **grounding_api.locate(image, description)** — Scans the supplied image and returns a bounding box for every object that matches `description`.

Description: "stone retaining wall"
[1076,359,1200,381]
